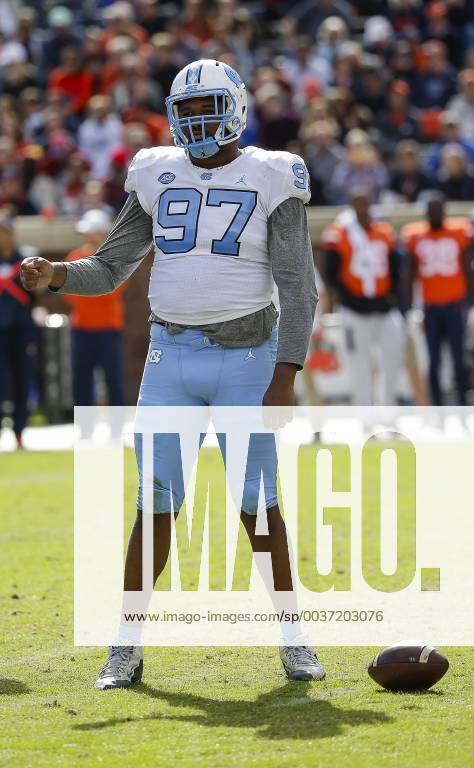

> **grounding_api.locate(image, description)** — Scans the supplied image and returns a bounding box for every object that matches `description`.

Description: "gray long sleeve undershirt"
[50,192,318,368]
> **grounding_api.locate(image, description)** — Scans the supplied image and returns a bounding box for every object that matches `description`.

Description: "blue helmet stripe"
[186,64,203,86]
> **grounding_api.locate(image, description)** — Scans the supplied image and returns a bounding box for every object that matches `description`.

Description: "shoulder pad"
[266,150,311,214]
[124,146,183,194]
[243,147,311,214]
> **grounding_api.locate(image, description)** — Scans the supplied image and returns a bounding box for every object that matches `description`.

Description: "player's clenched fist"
[21,257,55,291]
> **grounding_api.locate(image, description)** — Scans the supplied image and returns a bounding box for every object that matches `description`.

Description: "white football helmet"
[165,59,247,159]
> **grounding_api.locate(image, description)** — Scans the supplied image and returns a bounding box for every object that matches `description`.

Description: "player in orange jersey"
[402,193,474,405]
[321,188,405,405]
[64,209,127,406]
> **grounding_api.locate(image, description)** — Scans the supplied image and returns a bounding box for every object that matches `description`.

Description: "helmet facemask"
[166,89,241,159]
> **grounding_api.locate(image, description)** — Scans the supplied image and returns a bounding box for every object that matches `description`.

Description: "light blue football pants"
[135,322,279,514]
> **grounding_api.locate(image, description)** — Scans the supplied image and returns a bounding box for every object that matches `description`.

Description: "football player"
[401,193,474,405]
[21,60,324,686]
[0,213,38,449]
[321,188,405,405]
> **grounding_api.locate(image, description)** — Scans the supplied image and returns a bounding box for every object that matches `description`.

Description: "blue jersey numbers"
[154,188,203,253]
[292,162,310,192]
[155,188,257,256]
[207,189,257,256]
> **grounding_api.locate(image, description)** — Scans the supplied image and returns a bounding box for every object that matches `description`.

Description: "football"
[368,645,449,691]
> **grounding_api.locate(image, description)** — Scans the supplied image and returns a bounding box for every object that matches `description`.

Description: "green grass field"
[1,449,473,768]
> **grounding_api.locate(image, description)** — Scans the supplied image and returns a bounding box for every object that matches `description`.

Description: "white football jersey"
[125,145,310,324]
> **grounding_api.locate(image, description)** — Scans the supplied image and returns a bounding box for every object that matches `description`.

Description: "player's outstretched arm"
[21,193,153,296]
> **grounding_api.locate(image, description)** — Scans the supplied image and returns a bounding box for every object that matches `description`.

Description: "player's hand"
[262,363,297,429]
[21,257,54,291]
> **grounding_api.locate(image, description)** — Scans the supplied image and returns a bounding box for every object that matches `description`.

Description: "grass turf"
[0,449,473,768]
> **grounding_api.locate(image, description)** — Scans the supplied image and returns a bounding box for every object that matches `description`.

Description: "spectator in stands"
[18,87,44,141]
[0,212,38,448]
[329,129,389,203]
[16,7,44,68]
[202,9,257,83]
[98,35,136,96]
[325,87,355,137]
[447,68,474,140]
[315,16,350,67]
[437,143,474,200]
[102,123,152,213]
[388,40,416,87]
[465,46,474,71]
[44,88,80,135]
[386,0,423,42]
[120,122,152,162]
[25,145,60,216]
[363,15,394,61]
[42,6,81,71]
[1,50,39,99]
[280,35,331,100]
[0,135,18,183]
[353,55,387,115]
[290,0,354,39]
[235,6,260,54]
[0,171,37,215]
[58,152,91,217]
[402,193,474,405]
[110,52,162,113]
[41,106,76,173]
[254,82,301,152]
[48,47,94,115]
[82,26,106,82]
[389,139,433,202]
[0,109,22,149]
[376,79,420,155]
[101,1,148,51]
[331,44,358,90]
[411,40,457,109]
[178,0,214,46]
[148,33,181,97]
[121,81,168,145]
[78,95,123,180]
[423,0,463,69]
[164,17,200,67]
[103,147,129,213]
[135,0,166,38]
[83,180,114,218]
[425,110,474,176]
[63,209,126,407]
[303,119,344,205]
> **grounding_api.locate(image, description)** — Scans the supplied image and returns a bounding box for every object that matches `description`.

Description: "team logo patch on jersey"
[200,172,213,180]
[148,348,163,363]
[158,172,176,184]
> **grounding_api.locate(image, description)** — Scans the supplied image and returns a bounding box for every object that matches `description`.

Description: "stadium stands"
[2,0,474,416]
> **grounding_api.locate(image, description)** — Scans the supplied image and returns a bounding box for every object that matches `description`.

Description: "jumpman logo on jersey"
[236,176,247,185]
[245,348,256,360]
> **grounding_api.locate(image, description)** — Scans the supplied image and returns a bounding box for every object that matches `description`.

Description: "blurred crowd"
[0,0,474,218]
